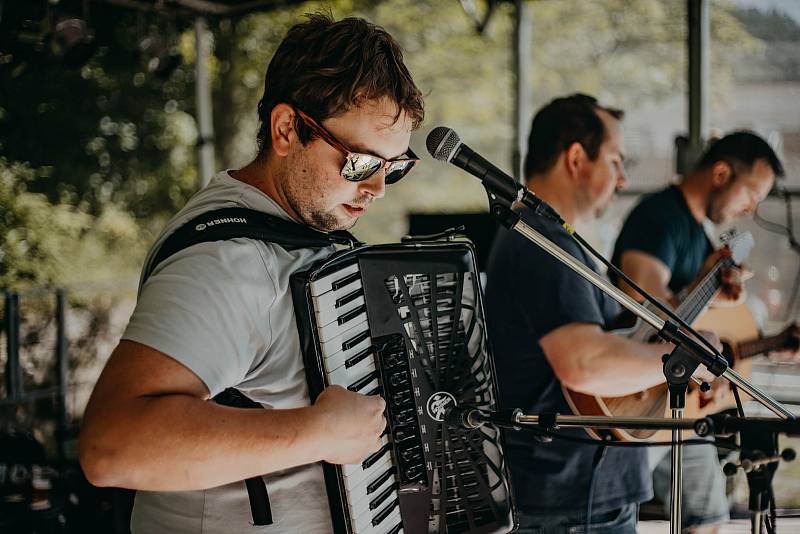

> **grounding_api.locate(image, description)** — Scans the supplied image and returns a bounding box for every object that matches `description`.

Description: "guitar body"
[564,303,761,442]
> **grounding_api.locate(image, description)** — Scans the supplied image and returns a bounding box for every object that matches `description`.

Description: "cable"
[733,384,746,418]
[584,445,607,532]
[505,423,740,451]
[754,204,792,236]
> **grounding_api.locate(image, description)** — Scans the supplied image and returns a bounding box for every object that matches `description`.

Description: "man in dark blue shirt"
[485,94,719,533]
[612,132,784,533]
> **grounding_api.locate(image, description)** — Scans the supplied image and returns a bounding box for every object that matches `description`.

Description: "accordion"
[292,241,516,534]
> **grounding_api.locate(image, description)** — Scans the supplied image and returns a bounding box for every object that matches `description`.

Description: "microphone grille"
[426,126,461,162]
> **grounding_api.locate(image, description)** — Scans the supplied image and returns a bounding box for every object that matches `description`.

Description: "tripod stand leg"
[751,511,764,534]
[670,407,684,534]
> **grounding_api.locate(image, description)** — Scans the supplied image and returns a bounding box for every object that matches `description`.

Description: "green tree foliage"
[0,0,765,260]
[0,158,148,291]
[0,3,198,220]
[731,6,800,42]
[728,4,800,81]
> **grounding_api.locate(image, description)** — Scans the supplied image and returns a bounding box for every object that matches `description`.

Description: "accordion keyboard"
[296,244,515,534]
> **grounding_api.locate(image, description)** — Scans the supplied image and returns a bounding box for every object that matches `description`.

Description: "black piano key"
[338,304,366,326]
[369,482,397,510]
[348,370,379,393]
[331,270,360,291]
[342,330,370,351]
[362,443,391,469]
[387,523,403,534]
[371,498,399,527]
[345,346,374,368]
[367,467,395,495]
[335,287,363,308]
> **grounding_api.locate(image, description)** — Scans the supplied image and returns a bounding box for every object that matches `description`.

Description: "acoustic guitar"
[647,312,799,441]
[562,231,756,441]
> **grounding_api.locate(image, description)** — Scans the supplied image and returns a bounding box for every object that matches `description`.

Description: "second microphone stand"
[482,189,794,534]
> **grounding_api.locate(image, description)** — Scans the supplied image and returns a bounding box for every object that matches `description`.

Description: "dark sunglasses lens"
[384,160,415,184]
[342,153,382,182]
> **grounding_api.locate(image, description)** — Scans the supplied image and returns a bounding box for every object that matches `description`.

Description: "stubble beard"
[278,158,355,233]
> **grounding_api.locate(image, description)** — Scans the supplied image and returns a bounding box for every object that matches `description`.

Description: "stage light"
[51,17,96,67]
[138,34,181,80]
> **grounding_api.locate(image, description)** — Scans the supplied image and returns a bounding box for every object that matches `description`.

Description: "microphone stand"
[452,407,799,534]
[479,184,795,534]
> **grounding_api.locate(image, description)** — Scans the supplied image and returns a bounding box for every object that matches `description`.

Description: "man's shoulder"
[622,186,687,231]
[632,186,680,214]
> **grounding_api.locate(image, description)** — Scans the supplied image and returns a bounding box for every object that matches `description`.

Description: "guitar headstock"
[720,230,754,265]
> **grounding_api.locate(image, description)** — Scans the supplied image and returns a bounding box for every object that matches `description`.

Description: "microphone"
[425,126,563,224]
[445,406,485,430]
[444,406,524,430]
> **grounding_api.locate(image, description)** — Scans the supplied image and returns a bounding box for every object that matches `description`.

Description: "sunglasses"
[295,108,419,184]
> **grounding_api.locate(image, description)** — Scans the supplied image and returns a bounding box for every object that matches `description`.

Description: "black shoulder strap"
[140,207,358,526]
[213,388,273,526]
[144,207,359,282]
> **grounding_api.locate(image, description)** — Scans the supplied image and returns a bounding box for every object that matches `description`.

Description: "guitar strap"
[142,207,359,526]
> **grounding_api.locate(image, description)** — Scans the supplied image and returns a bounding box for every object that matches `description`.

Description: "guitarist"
[611,131,785,533]
[485,94,721,533]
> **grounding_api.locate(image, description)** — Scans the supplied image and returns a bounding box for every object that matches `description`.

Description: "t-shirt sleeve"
[122,239,276,397]
[509,228,608,338]
[614,202,680,272]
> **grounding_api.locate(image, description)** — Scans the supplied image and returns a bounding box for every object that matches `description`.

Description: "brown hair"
[256,13,424,155]
[524,93,624,177]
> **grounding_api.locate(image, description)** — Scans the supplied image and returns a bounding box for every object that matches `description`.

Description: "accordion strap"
[144,207,359,281]
[212,388,273,526]
[142,206,357,526]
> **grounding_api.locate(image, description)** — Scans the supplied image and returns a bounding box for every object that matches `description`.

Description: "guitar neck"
[674,257,732,325]
[737,331,792,360]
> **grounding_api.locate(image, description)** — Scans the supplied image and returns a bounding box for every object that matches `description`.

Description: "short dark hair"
[695,131,784,179]
[524,93,624,178]
[255,14,424,155]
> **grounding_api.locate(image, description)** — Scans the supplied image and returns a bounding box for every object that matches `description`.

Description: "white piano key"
[369,499,401,532]
[375,508,402,534]
[327,355,375,389]
[313,278,363,314]
[349,376,380,396]
[309,262,359,296]
[342,448,393,487]
[341,435,390,478]
[346,470,397,521]
[323,335,373,376]
[318,307,368,343]
[351,495,397,534]
[319,318,370,359]
[316,293,365,330]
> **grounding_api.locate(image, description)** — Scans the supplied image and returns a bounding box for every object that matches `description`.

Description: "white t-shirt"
[123,171,335,533]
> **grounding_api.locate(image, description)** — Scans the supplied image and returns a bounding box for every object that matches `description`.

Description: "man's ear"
[270,103,295,157]
[564,141,586,180]
[710,160,733,188]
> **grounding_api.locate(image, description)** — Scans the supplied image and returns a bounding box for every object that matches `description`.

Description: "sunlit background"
[1,0,799,529]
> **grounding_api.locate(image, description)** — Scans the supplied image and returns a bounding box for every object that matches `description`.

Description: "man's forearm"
[575,336,670,396]
[544,324,668,397]
[79,394,323,491]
